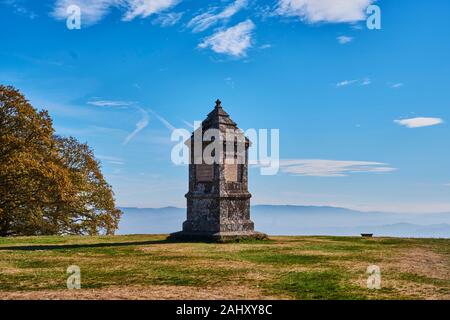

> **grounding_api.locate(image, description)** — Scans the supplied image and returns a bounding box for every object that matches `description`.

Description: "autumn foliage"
[0,85,122,236]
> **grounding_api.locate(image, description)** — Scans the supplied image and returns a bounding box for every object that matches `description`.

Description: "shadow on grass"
[0,238,196,251]
[0,234,274,251]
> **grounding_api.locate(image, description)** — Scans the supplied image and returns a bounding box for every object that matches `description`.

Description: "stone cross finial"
[215,99,222,108]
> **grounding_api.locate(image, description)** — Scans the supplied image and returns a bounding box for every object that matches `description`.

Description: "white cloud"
[188,0,247,32]
[445,183,450,187]
[123,108,149,145]
[351,23,364,30]
[394,117,444,128]
[87,99,135,107]
[337,35,353,44]
[152,11,183,26]
[52,0,114,26]
[336,79,357,87]
[277,0,376,23]
[336,78,370,87]
[279,159,396,177]
[199,19,255,57]
[52,0,179,26]
[122,0,179,21]
[389,82,404,89]
[361,77,371,86]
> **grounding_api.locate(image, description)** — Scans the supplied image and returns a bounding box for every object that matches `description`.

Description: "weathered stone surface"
[169,100,267,242]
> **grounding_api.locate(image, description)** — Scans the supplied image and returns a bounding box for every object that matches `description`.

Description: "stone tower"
[169,99,267,241]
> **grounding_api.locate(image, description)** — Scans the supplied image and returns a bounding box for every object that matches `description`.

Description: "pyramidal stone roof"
[202,99,237,130]
[186,99,249,145]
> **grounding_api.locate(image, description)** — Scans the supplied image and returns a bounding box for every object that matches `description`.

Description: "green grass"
[272,271,366,300]
[238,249,328,265]
[397,273,450,287]
[0,234,449,299]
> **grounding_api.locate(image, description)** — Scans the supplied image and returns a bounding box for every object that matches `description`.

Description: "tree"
[0,85,122,236]
[55,136,121,235]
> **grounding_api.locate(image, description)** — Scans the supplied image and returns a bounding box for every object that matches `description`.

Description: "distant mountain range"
[117,205,450,238]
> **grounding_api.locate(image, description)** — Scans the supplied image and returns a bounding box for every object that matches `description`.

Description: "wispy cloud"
[279,159,396,177]
[2,0,38,19]
[188,0,247,32]
[336,78,370,87]
[337,35,353,44]
[259,44,272,49]
[336,79,357,87]
[52,0,180,26]
[87,99,135,107]
[52,0,116,26]
[394,117,444,128]
[149,110,176,131]
[389,82,404,89]
[123,108,149,145]
[224,76,235,88]
[276,0,376,23]
[152,11,183,27]
[181,120,195,129]
[97,155,125,165]
[122,0,180,21]
[198,19,255,57]
[360,77,371,86]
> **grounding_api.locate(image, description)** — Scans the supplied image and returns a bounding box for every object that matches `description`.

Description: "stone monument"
[169,99,267,242]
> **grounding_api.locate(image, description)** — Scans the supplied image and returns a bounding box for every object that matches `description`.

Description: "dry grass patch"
[0,284,283,300]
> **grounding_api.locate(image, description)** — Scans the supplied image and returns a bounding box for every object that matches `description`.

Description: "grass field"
[0,234,449,300]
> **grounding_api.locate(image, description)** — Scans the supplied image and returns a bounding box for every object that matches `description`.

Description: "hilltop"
[0,234,449,300]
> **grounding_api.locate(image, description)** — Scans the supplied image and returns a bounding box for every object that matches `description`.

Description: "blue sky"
[1,0,449,213]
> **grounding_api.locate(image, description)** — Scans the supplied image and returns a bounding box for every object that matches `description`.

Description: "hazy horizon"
[117,206,450,238]
[119,204,450,215]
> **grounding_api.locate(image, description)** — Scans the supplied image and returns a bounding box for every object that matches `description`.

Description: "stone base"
[167,231,268,243]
